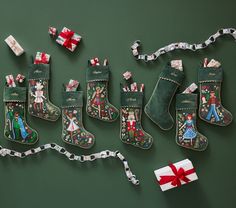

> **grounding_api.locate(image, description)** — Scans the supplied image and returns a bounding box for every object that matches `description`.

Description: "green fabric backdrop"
[0,0,236,207]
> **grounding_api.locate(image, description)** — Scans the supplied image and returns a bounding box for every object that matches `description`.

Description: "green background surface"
[0,0,236,207]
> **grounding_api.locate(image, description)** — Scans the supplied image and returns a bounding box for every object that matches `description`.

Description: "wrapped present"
[123,71,132,80]
[182,83,198,94]
[171,60,183,71]
[48,26,57,37]
[4,35,24,56]
[154,159,198,191]
[130,82,138,92]
[34,52,50,64]
[90,57,100,66]
[6,75,16,87]
[66,79,80,92]
[16,74,25,83]
[139,83,144,92]
[56,27,82,52]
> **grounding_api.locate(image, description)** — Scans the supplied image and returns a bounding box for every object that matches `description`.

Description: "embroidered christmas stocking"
[4,86,38,145]
[61,89,95,149]
[176,93,208,151]
[28,63,61,121]
[198,67,233,126]
[86,61,119,122]
[120,91,153,149]
[145,64,185,130]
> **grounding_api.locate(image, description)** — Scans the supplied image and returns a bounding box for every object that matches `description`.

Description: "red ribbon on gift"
[158,163,195,187]
[6,75,16,87]
[60,29,78,50]
[34,53,49,64]
[90,57,100,66]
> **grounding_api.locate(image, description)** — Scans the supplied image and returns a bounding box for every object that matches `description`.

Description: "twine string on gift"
[0,143,139,186]
[131,28,236,62]
[158,163,195,187]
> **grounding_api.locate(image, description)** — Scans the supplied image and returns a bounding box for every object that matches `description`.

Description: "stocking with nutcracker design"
[120,72,153,149]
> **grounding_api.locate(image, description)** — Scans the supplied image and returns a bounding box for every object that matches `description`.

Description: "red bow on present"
[158,163,195,187]
[60,29,77,49]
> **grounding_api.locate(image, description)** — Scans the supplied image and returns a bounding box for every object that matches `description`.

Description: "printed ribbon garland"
[158,163,195,187]
[0,143,139,186]
[60,29,77,49]
[131,28,236,62]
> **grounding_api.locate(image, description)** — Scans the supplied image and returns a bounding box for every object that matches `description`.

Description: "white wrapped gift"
[5,35,24,56]
[154,159,198,191]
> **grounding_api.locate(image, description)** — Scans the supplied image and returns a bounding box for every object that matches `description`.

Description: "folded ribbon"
[158,163,195,187]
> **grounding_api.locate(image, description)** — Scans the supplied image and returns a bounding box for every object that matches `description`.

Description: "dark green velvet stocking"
[145,65,184,130]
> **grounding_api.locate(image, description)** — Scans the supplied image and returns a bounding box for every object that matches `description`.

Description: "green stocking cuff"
[86,66,109,82]
[160,65,185,85]
[28,64,50,80]
[176,93,198,110]
[198,67,223,83]
[4,87,26,102]
[121,92,143,108]
[61,91,83,108]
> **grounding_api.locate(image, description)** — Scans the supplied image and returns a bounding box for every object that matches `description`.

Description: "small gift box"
[65,79,80,92]
[123,71,132,80]
[34,52,50,64]
[16,74,25,83]
[4,35,24,56]
[90,57,100,66]
[5,75,16,87]
[56,27,82,52]
[48,26,57,37]
[154,159,198,191]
